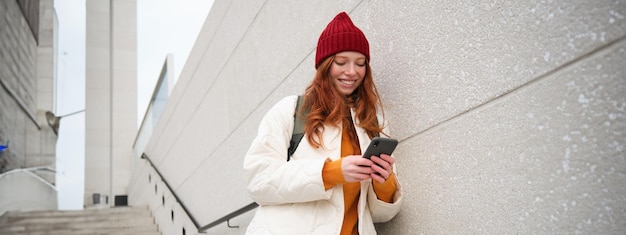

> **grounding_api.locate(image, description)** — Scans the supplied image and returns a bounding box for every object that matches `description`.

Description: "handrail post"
[197,202,258,232]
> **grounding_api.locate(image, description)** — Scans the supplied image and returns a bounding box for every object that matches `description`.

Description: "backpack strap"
[287,95,306,161]
[287,95,380,160]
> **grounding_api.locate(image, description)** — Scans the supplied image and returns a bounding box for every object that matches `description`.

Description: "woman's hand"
[341,154,395,183]
[341,155,374,182]
[369,154,394,184]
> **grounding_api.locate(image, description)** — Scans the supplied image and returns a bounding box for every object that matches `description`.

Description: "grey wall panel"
[380,40,625,234]
[362,0,626,141]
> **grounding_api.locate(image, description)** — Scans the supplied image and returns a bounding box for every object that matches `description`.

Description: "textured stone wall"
[0,0,55,175]
[366,1,626,234]
[131,0,625,234]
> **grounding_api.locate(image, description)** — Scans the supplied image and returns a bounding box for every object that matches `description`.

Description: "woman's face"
[329,51,367,96]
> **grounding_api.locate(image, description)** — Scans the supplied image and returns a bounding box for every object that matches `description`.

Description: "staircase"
[0,206,161,235]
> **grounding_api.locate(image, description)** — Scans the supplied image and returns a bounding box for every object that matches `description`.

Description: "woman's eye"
[356,63,366,67]
[334,61,346,66]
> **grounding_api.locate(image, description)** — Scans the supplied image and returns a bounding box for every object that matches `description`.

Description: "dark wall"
[17,0,40,44]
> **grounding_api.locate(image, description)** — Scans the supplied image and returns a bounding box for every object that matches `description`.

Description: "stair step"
[4,206,150,218]
[0,206,160,235]
[1,230,161,235]
[2,211,153,224]
[0,219,157,231]
[1,226,160,235]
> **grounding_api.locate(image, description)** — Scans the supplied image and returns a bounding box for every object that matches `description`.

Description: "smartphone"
[362,137,398,159]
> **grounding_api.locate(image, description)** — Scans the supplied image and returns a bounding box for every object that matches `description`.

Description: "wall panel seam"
[402,34,626,142]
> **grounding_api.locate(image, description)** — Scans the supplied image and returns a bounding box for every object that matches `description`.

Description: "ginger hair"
[299,55,384,149]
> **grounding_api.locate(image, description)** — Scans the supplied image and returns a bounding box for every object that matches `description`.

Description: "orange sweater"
[322,125,397,235]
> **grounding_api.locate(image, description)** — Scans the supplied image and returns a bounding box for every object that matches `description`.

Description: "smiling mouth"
[339,79,356,85]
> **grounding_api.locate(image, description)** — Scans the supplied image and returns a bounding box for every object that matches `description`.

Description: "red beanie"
[315,12,369,69]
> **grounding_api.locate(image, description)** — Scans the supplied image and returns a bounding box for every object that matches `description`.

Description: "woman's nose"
[344,64,356,75]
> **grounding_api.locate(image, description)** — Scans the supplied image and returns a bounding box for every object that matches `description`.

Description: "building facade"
[0,0,59,214]
[84,0,137,208]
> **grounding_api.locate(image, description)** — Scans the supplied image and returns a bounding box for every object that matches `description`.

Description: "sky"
[53,0,213,210]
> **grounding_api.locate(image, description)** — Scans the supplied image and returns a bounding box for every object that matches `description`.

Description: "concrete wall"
[129,0,626,234]
[0,0,57,183]
[30,0,57,184]
[85,0,137,207]
[0,0,39,173]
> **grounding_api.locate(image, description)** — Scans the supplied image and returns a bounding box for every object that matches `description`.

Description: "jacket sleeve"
[367,175,403,222]
[244,96,332,206]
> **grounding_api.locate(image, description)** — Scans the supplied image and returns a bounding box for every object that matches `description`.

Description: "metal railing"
[141,153,258,233]
[198,202,258,232]
[141,153,201,229]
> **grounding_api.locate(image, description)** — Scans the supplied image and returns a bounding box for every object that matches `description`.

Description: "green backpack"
[287,95,306,161]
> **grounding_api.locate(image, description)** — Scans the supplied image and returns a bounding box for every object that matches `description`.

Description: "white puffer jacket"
[244,95,403,235]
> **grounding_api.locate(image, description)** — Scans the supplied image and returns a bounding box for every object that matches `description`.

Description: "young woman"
[244,12,403,234]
